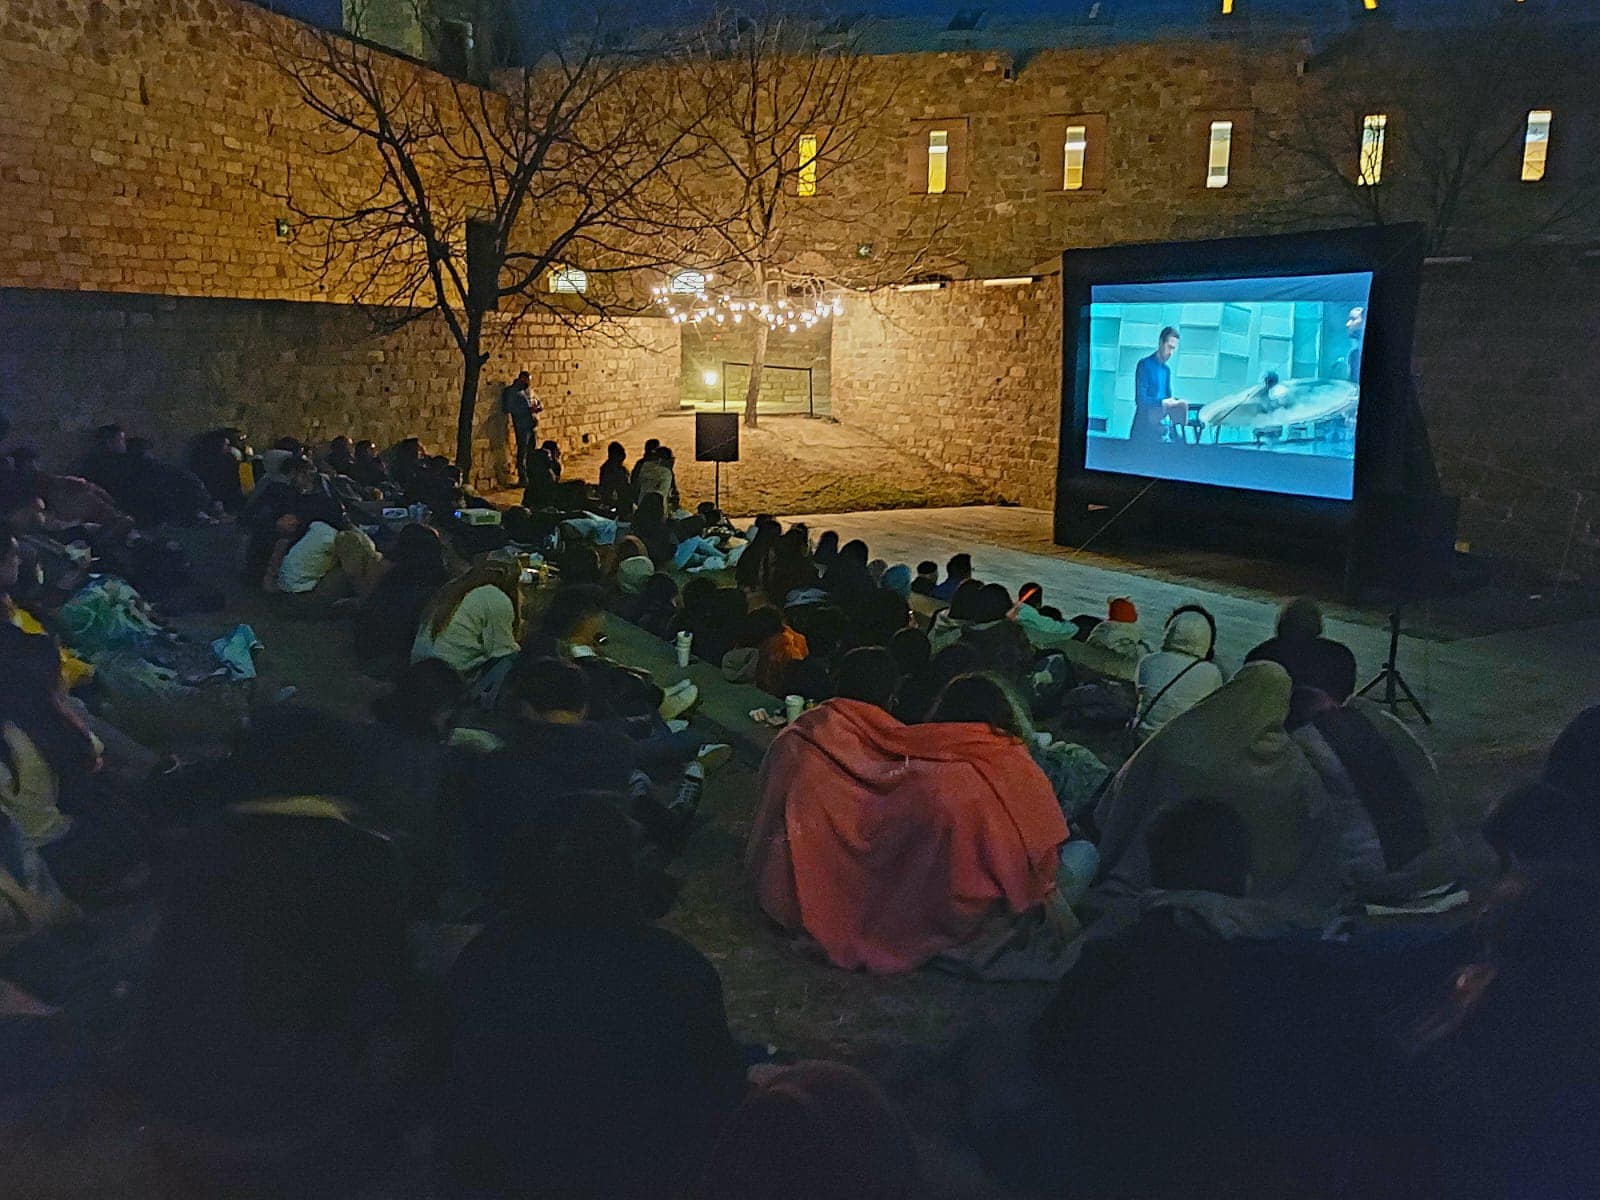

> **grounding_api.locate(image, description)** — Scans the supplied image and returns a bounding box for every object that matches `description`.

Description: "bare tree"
[673,3,960,427]
[1262,2,1598,255]
[265,1,710,475]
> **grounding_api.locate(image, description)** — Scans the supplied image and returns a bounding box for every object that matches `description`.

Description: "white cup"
[784,694,805,723]
[675,631,693,668]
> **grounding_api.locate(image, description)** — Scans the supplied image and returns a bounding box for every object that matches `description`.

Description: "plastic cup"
[675,631,693,668]
[784,694,805,723]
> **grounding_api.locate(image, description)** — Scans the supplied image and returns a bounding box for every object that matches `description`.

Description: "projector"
[457,508,502,527]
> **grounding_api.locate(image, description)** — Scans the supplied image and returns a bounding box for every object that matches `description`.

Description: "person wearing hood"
[1095,661,1346,915]
[1085,596,1151,662]
[1133,604,1225,738]
[747,675,1078,979]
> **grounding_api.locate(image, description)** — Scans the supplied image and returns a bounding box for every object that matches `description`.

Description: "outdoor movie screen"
[1081,271,1374,501]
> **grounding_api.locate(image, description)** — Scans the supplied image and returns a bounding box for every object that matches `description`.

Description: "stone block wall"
[832,280,1062,509]
[0,288,678,490]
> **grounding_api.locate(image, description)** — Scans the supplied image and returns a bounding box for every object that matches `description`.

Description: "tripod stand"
[1356,606,1431,724]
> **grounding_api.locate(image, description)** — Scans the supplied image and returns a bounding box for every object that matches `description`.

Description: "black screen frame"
[1054,224,1426,551]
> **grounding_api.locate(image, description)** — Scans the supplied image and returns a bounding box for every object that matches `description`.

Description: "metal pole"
[807,367,814,418]
[720,362,728,412]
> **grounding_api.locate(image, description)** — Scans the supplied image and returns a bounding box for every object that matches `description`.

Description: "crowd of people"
[1,403,1595,1198]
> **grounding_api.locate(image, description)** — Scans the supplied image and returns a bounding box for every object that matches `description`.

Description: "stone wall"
[832,280,1062,509]
[0,288,678,490]
[833,253,1600,578]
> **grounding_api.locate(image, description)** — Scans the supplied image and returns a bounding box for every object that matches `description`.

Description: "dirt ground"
[489,411,998,517]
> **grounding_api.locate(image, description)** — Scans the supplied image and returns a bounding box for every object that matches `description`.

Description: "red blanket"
[747,699,1067,974]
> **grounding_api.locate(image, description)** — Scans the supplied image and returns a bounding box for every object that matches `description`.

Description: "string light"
[650,283,844,331]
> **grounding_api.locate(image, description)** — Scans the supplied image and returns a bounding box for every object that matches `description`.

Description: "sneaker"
[664,679,696,698]
[696,743,733,776]
[659,681,699,721]
[665,718,690,734]
[670,761,705,814]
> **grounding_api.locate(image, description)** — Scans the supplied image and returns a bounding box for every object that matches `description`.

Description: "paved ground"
[489,412,998,516]
[784,506,1600,813]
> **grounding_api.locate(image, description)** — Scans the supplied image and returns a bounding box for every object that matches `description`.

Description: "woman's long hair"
[424,558,522,639]
[0,623,99,787]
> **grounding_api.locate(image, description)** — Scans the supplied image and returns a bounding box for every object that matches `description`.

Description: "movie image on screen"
[1082,271,1373,501]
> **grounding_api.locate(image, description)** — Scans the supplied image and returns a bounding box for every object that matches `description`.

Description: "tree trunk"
[742,317,768,429]
[455,318,486,476]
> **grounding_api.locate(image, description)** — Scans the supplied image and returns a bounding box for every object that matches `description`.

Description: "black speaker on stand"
[694,412,740,511]
[1345,493,1460,724]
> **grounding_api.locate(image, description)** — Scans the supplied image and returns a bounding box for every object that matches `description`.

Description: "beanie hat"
[1108,596,1138,625]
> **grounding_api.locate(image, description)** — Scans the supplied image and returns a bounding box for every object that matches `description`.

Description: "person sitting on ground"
[628,438,660,495]
[354,523,450,673]
[1030,797,1387,1198]
[813,530,841,569]
[629,492,677,569]
[441,797,748,1200]
[764,527,821,607]
[734,605,808,696]
[1246,596,1358,703]
[834,646,899,713]
[189,428,250,513]
[411,558,523,698]
[1085,596,1151,660]
[880,563,912,599]
[245,454,346,582]
[889,626,931,684]
[630,573,681,641]
[390,436,427,497]
[85,428,216,527]
[370,657,467,740]
[78,424,136,505]
[847,585,913,651]
[255,435,305,481]
[497,505,545,558]
[349,439,391,490]
[324,435,357,478]
[1133,603,1225,739]
[1095,661,1345,915]
[633,444,677,509]
[895,639,981,725]
[929,579,986,652]
[748,668,1077,978]
[910,560,939,597]
[699,1060,921,1200]
[822,538,875,607]
[932,552,975,602]
[1289,687,1477,900]
[520,444,560,510]
[734,519,781,594]
[683,583,748,669]
[596,441,631,514]
[269,516,383,610]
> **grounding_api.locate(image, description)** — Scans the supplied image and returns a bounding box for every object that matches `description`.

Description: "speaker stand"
[1356,606,1432,724]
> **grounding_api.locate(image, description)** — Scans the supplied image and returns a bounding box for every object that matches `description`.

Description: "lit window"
[1206,120,1233,189]
[1363,0,1377,9]
[797,134,819,197]
[1063,124,1088,190]
[1220,0,1233,12]
[1521,109,1552,181]
[549,265,587,293]
[1358,113,1387,186]
[668,269,705,294]
[928,129,948,195]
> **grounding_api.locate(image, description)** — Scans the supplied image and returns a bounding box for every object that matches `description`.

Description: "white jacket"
[1134,610,1224,736]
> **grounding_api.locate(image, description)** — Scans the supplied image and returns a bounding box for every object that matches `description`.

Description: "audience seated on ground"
[270,515,383,611]
[1132,603,1225,738]
[411,558,523,698]
[931,552,974,602]
[1095,661,1347,916]
[748,670,1079,978]
[910,559,939,596]
[1245,596,1359,702]
[699,1060,920,1200]
[354,522,450,674]
[1084,595,1151,660]
[440,797,747,1200]
[349,439,391,490]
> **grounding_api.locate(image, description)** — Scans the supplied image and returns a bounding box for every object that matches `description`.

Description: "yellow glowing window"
[1063,124,1088,190]
[928,129,948,195]
[1521,109,1551,181]
[1206,120,1233,189]
[797,134,818,197]
[1358,113,1387,186]
[1363,0,1377,9]
[1220,0,1233,12]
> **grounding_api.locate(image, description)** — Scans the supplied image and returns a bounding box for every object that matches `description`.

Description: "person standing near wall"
[500,371,542,487]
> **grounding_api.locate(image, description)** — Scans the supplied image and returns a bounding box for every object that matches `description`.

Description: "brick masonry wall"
[834,254,1600,577]
[0,288,678,490]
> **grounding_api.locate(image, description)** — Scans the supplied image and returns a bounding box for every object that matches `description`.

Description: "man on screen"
[1131,327,1185,443]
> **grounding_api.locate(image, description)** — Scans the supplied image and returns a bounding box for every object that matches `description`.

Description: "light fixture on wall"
[702,369,719,387]
[982,276,1037,287]
[897,281,947,292]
